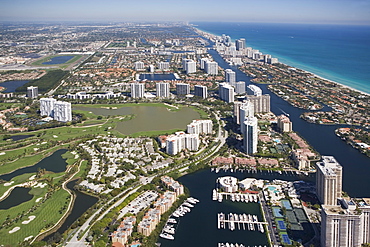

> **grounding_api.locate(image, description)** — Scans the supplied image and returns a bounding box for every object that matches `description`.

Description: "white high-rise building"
[134,61,145,71]
[53,101,72,122]
[131,83,145,98]
[235,38,246,51]
[166,132,200,155]
[321,204,370,247]
[187,120,213,135]
[277,115,292,132]
[247,85,262,96]
[225,69,236,85]
[40,98,56,117]
[194,85,208,99]
[316,156,343,206]
[317,155,370,247]
[27,86,38,98]
[239,101,255,134]
[156,82,170,98]
[219,83,235,103]
[246,94,270,113]
[158,62,170,70]
[176,83,190,95]
[235,81,246,94]
[205,61,218,75]
[183,59,196,74]
[200,58,209,70]
[243,117,258,155]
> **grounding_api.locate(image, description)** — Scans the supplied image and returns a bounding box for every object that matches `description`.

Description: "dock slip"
[212,189,259,203]
[217,212,267,232]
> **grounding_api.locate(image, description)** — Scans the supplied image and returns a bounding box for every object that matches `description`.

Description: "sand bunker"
[34,183,47,188]
[35,197,43,203]
[24,235,33,241]
[9,227,20,233]
[0,152,5,155]
[53,135,58,138]
[3,181,14,186]
[29,175,36,180]
[22,216,36,224]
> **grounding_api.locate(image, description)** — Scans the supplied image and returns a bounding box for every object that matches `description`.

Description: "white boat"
[163,226,175,234]
[183,202,194,208]
[244,194,249,202]
[172,212,180,217]
[168,218,177,224]
[231,194,235,202]
[236,194,240,202]
[218,193,223,202]
[234,213,239,221]
[212,189,218,201]
[160,233,174,240]
[182,206,191,212]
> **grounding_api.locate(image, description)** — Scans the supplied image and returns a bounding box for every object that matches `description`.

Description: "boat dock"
[212,189,259,203]
[217,212,267,232]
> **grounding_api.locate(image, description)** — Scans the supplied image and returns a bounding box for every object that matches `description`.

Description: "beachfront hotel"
[245,94,270,113]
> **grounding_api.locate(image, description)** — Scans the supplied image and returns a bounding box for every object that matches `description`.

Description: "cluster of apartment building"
[161,175,185,196]
[111,216,136,247]
[137,190,178,236]
[316,156,370,246]
[39,97,72,122]
[215,36,278,65]
[134,61,170,72]
[130,82,208,99]
[78,136,172,193]
[161,119,213,155]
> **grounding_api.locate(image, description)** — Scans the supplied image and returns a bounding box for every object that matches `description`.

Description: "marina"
[159,197,199,241]
[217,213,267,232]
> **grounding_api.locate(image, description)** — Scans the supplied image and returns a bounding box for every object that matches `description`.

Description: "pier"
[217,212,267,232]
[212,190,259,203]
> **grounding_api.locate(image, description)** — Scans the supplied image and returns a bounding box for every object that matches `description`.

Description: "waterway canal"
[0,149,68,181]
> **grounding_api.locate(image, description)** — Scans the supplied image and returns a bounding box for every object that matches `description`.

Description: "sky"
[1,0,370,25]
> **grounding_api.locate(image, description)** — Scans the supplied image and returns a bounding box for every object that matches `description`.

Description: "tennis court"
[280,233,292,245]
[276,219,287,231]
[272,206,284,218]
[281,199,292,210]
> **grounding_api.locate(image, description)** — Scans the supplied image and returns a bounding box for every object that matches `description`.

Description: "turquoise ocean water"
[193,22,370,94]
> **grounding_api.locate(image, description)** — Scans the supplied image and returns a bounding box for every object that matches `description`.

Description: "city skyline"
[1,0,370,25]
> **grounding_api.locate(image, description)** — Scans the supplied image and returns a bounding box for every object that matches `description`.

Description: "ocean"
[193,22,370,94]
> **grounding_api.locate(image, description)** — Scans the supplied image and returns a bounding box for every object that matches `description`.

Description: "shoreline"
[192,25,370,96]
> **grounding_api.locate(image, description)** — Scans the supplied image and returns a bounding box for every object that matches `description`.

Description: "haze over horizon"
[1,0,370,25]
